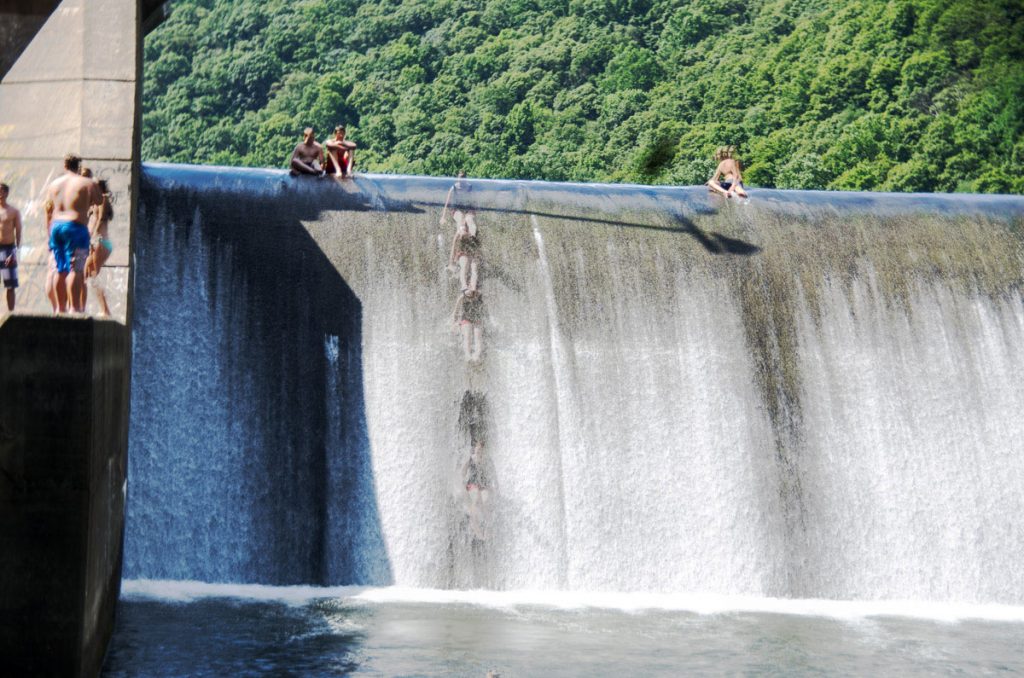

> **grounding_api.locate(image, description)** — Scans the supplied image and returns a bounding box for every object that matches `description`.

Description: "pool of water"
[102,583,1024,677]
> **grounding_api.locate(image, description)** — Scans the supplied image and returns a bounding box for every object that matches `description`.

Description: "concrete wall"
[0,315,129,677]
[0,1,139,675]
[0,0,140,321]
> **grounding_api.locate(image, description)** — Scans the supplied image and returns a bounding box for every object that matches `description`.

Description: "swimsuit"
[456,234,481,259]
[0,244,17,289]
[718,175,743,192]
[98,237,113,253]
[459,295,484,325]
[49,220,90,274]
[326,146,353,174]
[465,457,489,490]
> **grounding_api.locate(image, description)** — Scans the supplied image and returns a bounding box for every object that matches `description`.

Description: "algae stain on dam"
[126,164,1024,605]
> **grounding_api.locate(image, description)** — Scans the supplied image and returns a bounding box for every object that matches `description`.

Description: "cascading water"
[126,164,1024,605]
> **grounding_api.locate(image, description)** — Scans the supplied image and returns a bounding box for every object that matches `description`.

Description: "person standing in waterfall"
[0,183,23,314]
[457,390,492,541]
[323,125,357,178]
[707,145,749,199]
[462,440,492,541]
[448,226,481,294]
[289,127,325,177]
[85,180,114,317]
[443,171,482,292]
[441,170,477,236]
[452,289,485,363]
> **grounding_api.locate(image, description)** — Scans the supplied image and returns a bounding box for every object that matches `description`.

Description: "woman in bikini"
[707,145,749,199]
[85,180,113,317]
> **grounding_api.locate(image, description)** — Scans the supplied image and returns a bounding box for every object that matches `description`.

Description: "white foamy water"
[120,580,1024,623]
[127,165,1024,608]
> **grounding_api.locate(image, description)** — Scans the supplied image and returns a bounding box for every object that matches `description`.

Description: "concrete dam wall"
[127,163,1024,605]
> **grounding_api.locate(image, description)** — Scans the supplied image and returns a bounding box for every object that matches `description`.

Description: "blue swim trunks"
[49,220,91,274]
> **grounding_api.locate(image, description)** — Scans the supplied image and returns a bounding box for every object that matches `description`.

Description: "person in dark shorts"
[707,145,749,199]
[449,228,481,293]
[452,289,485,363]
[0,182,23,313]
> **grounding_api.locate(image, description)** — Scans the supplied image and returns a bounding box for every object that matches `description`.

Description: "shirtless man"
[46,153,101,313]
[707,145,749,199]
[290,127,325,177]
[0,183,23,313]
[323,125,357,178]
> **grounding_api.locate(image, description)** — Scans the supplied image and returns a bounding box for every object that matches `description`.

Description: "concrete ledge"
[0,314,129,677]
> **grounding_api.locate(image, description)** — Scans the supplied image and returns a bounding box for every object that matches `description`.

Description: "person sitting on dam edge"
[0,182,23,315]
[323,125,357,178]
[290,127,326,177]
[45,153,101,313]
[707,145,749,199]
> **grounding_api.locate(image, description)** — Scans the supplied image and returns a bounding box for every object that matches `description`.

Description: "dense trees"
[142,0,1024,193]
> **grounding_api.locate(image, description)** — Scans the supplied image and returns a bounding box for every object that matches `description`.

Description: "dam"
[125,163,1024,606]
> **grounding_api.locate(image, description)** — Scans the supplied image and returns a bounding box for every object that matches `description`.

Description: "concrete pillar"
[0,2,139,675]
[0,0,140,321]
[0,315,130,676]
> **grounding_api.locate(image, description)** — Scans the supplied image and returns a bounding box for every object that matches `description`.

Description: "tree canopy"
[143,0,1024,193]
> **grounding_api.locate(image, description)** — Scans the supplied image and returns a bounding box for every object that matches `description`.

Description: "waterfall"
[126,164,1024,605]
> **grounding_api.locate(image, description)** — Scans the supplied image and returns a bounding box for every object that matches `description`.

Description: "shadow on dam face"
[128,167,411,585]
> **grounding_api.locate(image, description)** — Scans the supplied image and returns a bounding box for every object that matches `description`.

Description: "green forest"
[142,0,1024,193]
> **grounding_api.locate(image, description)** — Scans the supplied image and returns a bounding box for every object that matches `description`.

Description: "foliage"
[142,0,1024,192]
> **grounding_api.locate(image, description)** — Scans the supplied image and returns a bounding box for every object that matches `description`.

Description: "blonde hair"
[715,145,737,162]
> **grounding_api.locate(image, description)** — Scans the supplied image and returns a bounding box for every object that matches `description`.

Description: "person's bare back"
[49,172,99,224]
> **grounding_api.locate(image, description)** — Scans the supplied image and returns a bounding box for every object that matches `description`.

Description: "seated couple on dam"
[290,126,357,178]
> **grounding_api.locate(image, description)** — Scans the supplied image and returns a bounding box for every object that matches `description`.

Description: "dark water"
[103,586,1024,677]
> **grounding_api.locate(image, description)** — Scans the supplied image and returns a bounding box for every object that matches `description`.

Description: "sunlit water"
[119,168,1024,674]
[103,583,1024,676]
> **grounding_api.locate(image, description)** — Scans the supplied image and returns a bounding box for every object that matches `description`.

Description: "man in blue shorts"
[45,154,101,313]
